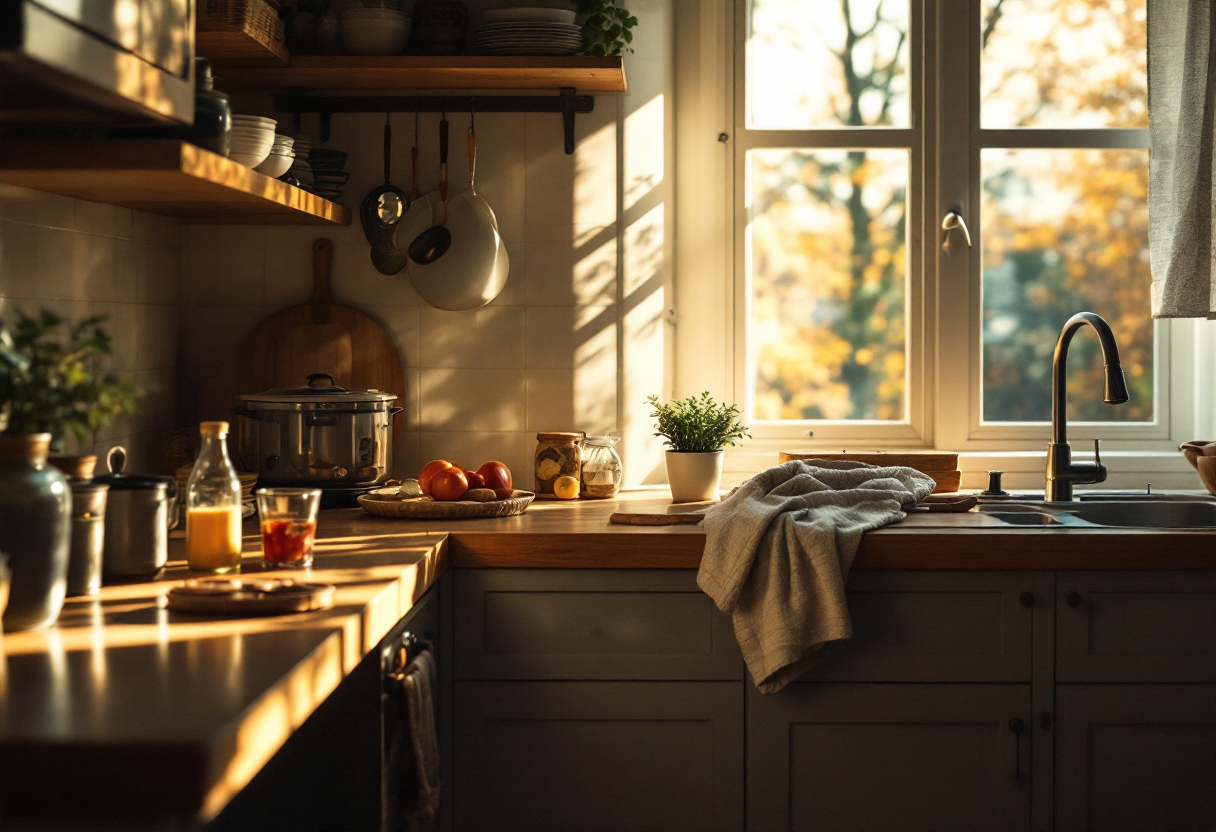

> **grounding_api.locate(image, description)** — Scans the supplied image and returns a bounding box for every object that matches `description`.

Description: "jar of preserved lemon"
[534,432,583,495]
[579,436,622,498]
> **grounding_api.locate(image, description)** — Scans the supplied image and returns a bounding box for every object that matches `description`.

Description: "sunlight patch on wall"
[624,95,665,212]
[574,120,618,228]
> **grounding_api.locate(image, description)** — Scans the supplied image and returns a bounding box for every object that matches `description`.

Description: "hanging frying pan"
[360,114,409,273]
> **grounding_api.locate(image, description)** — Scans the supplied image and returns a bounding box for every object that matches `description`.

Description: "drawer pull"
[1019,591,1034,608]
[1066,591,1082,608]
[1008,717,1026,783]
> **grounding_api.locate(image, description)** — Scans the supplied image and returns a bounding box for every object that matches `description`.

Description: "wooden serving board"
[609,512,706,526]
[358,490,536,519]
[217,239,406,437]
[780,450,961,493]
[167,579,335,616]
[780,450,959,471]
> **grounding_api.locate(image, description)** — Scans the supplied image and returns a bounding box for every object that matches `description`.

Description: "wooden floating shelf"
[213,56,627,93]
[0,140,349,226]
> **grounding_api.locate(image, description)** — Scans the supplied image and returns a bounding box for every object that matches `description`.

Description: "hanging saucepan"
[407,111,508,311]
[361,114,409,274]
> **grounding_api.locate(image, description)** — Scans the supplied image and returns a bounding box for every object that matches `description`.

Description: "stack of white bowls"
[341,8,411,55]
[254,135,296,179]
[229,115,277,168]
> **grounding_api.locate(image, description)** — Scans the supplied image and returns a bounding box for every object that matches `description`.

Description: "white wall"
[0,184,182,472]
[183,0,674,484]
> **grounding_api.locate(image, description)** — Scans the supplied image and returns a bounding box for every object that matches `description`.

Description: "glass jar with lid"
[580,436,622,498]
[533,432,583,495]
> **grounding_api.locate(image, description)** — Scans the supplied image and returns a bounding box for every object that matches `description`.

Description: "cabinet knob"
[1019,591,1034,608]
[1066,591,1082,608]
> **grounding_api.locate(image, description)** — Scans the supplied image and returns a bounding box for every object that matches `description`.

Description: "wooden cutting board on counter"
[779,450,961,493]
[227,238,406,438]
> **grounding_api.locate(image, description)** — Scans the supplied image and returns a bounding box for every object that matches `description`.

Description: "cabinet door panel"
[1057,572,1216,682]
[748,683,1031,832]
[802,571,1035,682]
[454,570,741,680]
[454,681,743,832]
[1056,685,1216,831]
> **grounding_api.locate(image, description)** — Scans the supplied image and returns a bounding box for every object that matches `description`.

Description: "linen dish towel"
[697,459,935,694]
[389,649,441,829]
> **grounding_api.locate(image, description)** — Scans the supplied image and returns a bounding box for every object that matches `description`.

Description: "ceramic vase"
[665,450,725,503]
[0,434,71,631]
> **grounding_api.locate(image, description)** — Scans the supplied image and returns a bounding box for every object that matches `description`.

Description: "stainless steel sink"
[976,498,1216,529]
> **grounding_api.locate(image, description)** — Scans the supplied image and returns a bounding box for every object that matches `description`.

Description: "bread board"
[358,490,536,519]
[779,450,961,493]
[167,578,335,616]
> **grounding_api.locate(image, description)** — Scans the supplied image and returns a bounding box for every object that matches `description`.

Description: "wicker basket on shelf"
[198,0,289,64]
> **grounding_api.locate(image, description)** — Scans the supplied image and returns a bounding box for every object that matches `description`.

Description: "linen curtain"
[1149,0,1216,318]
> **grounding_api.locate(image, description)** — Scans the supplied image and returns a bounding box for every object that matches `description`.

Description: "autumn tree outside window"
[736,0,1160,450]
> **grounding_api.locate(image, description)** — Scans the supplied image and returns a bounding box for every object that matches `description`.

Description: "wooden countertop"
[3,490,1215,823]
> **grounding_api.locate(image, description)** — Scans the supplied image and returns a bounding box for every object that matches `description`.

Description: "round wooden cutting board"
[230,238,406,438]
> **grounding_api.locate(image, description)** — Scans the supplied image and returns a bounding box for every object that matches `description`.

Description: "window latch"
[942,210,972,252]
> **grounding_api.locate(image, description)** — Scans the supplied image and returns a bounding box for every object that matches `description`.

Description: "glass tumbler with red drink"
[256,488,322,568]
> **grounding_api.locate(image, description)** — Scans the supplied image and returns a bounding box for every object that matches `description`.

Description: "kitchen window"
[674,0,1212,481]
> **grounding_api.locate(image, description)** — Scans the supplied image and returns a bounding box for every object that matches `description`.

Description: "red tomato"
[464,469,486,489]
[476,461,513,499]
[418,459,453,495]
[431,467,469,501]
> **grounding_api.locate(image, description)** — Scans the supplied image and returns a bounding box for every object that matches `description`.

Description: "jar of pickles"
[580,436,622,498]
[534,432,583,495]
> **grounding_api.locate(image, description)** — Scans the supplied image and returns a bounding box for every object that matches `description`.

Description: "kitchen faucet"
[1045,312,1129,502]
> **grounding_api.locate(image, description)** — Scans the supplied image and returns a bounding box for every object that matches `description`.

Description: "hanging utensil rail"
[278,87,593,154]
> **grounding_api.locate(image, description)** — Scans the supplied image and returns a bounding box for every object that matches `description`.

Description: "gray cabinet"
[1056,685,1216,831]
[454,569,741,680]
[748,683,1032,832]
[454,681,743,832]
[798,571,1036,682]
[1056,571,1216,682]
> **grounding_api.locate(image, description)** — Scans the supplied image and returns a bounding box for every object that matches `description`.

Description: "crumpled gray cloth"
[1148,0,1216,318]
[697,459,935,693]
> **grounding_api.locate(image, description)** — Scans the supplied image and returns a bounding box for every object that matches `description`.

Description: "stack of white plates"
[476,8,581,55]
[230,115,277,168]
[254,134,296,179]
[288,134,314,191]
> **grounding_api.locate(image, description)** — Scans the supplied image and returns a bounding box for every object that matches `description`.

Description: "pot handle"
[307,373,337,388]
[234,408,260,420]
[165,487,181,532]
[107,445,127,476]
[389,407,405,421]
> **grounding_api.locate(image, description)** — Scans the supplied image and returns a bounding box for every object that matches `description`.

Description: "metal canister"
[66,481,108,596]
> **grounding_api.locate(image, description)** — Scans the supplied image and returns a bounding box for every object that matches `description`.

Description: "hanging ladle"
[408,113,452,265]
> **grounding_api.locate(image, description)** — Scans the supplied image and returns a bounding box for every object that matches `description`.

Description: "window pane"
[750,149,908,421]
[981,149,1152,422]
[747,0,909,129]
[981,0,1147,128]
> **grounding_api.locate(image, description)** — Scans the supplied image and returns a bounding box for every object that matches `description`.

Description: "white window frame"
[672,0,1215,489]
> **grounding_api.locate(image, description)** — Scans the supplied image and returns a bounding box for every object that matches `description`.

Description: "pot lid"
[239,373,397,404]
[93,446,174,491]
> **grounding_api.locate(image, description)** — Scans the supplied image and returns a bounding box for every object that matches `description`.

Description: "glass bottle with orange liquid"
[186,421,243,573]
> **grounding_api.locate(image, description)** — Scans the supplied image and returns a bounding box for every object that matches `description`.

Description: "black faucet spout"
[1046,312,1127,501]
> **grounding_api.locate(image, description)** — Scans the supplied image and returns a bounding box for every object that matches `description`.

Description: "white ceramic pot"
[665,450,724,503]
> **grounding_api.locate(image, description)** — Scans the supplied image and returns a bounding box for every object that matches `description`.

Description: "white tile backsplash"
[0,184,183,470]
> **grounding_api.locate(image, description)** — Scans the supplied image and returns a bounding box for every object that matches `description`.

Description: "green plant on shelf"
[646,392,750,453]
[0,310,143,451]
[578,0,639,57]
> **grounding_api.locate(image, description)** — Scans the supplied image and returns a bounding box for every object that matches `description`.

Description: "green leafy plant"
[578,0,638,57]
[646,392,750,453]
[0,310,143,451]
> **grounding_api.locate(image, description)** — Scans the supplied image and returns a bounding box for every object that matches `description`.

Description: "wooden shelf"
[213,56,627,93]
[0,140,349,225]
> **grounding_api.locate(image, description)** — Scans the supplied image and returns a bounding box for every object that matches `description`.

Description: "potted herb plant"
[578,0,639,57]
[0,310,142,630]
[647,392,749,503]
